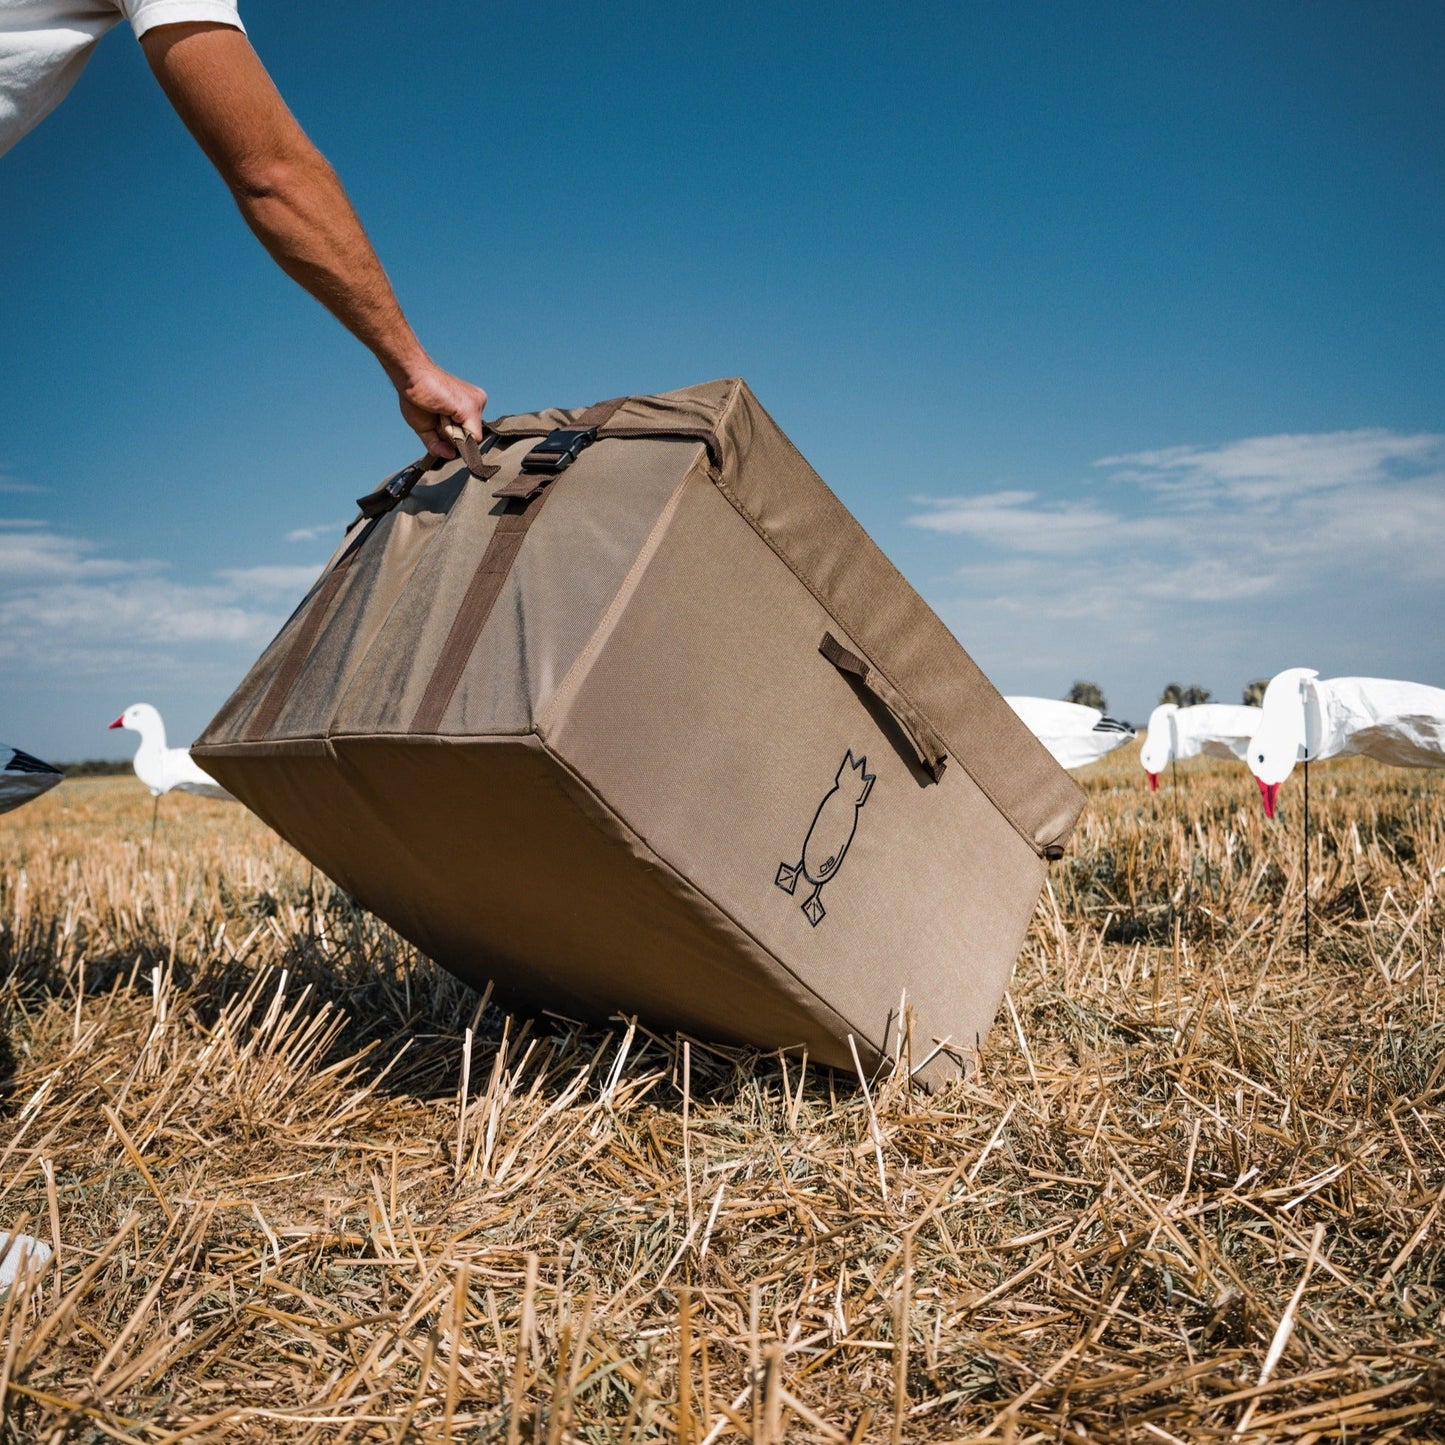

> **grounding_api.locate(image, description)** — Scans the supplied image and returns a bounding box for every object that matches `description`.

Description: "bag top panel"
[484,378,745,473]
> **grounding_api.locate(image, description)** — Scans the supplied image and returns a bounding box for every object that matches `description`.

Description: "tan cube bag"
[195,379,1083,1085]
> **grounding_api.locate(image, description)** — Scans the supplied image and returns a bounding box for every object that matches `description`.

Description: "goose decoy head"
[107,705,168,759]
[1139,703,1176,786]
[1246,669,1318,814]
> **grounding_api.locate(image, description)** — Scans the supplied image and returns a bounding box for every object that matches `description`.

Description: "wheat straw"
[0,756,1440,1441]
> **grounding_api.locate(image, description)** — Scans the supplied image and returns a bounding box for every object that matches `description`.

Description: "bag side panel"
[545,476,1046,1080]
[329,438,701,738]
[715,384,1085,855]
[198,461,473,745]
[437,438,704,737]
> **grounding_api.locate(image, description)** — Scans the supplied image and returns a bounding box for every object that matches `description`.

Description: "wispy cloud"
[905,428,1445,710]
[909,491,1171,556]
[1096,429,1442,503]
[0,526,321,677]
[217,564,325,595]
[0,464,45,494]
[286,522,344,544]
[0,526,153,583]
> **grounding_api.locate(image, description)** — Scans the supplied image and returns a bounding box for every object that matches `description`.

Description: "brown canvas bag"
[195,380,1084,1085]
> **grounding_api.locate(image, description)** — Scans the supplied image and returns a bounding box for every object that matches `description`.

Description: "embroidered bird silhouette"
[776,751,875,926]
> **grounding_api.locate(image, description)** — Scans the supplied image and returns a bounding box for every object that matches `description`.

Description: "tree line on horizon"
[1063,678,1271,719]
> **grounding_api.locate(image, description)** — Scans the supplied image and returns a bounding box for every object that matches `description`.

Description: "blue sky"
[2,0,1442,758]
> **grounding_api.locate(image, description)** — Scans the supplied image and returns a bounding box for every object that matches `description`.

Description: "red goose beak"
[1147,772,1158,792]
[1257,777,1280,819]
[107,715,124,730]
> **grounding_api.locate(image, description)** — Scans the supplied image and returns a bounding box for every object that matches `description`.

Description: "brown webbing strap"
[245,521,378,740]
[409,397,628,734]
[572,397,629,429]
[410,497,542,733]
[244,424,505,742]
[820,631,948,782]
[443,423,500,481]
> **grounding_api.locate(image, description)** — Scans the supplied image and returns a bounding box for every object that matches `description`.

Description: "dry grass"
[1,751,1442,1442]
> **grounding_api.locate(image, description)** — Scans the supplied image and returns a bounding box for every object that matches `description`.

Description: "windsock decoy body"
[1247,669,1445,816]
[1139,703,1261,790]
[1004,697,1135,771]
[0,747,63,815]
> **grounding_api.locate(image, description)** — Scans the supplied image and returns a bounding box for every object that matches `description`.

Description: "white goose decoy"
[108,704,233,801]
[1138,703,1262,790]
[1,746,63,815]
[1005,697,1136,771]
[1248,668,1445,817]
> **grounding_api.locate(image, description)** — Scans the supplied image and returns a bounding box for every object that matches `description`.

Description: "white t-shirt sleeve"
[1,2,119,158]
[0,0,245,158]
[118,0,245,40]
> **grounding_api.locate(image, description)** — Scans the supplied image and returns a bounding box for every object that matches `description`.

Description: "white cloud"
[1096,428,1442,504]
[0,464,45,494]
[905,428,1445,715]
[0,527,323,675]
[286,522,344,544]
[909,491,1169,556]
[0,526,152,582]
[217,564,325,595]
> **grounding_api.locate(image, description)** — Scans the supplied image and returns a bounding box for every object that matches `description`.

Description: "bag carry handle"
[355,395,628,518]
[354,425,501,518]
[820,631,948,783]
[446,400,628,484]
[442,423,501,480]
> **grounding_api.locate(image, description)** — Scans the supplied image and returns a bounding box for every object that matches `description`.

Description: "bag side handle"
[820,631,947,783]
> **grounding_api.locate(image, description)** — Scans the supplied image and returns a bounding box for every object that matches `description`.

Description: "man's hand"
[141,22,486,458]
[397,361,487,461]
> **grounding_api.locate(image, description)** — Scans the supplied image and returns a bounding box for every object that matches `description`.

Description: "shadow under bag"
[195,379,1084,1086]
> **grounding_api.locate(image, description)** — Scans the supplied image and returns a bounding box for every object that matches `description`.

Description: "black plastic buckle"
[355,460,427,519]
[521,427,597,475]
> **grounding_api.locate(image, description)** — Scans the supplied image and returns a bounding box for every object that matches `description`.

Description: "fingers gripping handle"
[441,423,500,480]
[820,631,948,783]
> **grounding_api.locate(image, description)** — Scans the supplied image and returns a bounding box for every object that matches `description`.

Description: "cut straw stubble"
[0,759,1440,1441]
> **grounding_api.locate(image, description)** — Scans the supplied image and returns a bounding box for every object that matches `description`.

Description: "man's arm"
[140,22,484,458]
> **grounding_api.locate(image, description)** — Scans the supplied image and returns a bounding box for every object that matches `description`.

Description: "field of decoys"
[2,664,1441,1442]
[7,669,1443,826]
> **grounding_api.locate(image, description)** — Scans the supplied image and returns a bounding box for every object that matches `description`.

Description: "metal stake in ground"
[1302,758,1310,968]
[1171,756,1191,931]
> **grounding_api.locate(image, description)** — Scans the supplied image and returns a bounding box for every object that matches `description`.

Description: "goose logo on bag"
[775,751,875,926]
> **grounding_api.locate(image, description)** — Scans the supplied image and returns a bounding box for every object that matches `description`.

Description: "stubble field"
[1,751,1442,1442]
